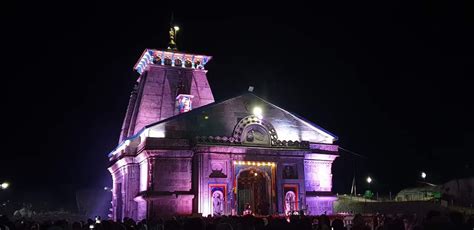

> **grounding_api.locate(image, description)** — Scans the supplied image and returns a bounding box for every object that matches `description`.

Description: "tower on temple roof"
[119,25,214,143]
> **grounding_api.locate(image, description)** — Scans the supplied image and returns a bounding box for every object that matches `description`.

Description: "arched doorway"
[237,169,271,215]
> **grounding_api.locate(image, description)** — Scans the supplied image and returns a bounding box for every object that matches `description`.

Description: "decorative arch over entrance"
[232,115,278,146]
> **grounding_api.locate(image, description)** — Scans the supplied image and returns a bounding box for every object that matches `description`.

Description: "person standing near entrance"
[243,203,253,215]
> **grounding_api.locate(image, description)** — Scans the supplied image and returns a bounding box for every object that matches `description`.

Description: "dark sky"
[1,1,472,205]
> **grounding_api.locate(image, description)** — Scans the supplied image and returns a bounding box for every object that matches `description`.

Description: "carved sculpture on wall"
[232,115,278,145]
[209,161,227,178]
[209,169,227,178]
[243,125,270,145]
[210,185,226,216]
[283,184,298,216]
[212,190,224,216]
[284,191,296,215]
[283,164,298,179]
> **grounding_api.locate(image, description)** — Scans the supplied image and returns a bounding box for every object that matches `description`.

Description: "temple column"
[123,160,140,220]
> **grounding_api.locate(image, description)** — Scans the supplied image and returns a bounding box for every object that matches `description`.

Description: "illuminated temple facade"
[108,48,339,220]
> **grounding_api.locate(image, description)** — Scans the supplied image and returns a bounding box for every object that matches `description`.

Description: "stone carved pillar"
[111,171,124,221]
[139,159,148,192]
[197,153,209,215]
[123,162,139,220]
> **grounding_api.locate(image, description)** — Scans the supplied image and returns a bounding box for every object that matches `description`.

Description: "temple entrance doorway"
[237,169,271,215]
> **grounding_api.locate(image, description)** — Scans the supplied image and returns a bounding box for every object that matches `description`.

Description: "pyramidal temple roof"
[109,92,338,157]
[145,92,337,139]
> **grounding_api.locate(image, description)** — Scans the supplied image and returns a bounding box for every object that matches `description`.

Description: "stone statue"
[245,127,268,144]
[285,191,296,215]
[246,130,255,142]
[212,191,224,216]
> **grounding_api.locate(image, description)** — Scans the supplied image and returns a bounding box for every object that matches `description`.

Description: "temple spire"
[167,13,180,51]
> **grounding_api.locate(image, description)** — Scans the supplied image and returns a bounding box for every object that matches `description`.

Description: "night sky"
[2,1,472,208]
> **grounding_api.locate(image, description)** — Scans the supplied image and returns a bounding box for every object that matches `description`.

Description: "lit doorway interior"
[237,168,271,215]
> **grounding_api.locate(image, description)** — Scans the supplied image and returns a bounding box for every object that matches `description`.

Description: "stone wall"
[153,158,192,192]
[304,160,333,192]
[149,195,194,216]
[306,196,337,215]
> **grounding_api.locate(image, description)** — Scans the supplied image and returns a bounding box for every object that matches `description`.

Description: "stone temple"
[108,37,339,220]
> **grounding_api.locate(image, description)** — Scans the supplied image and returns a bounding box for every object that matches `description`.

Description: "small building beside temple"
[107,27,340,220]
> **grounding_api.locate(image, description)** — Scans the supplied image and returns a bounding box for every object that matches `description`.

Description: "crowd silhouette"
[1,210,473,230]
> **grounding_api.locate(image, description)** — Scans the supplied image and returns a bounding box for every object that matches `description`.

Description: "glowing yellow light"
[233,160,277,167]
[254,172,258,176]
[173,26,180,31]
[204,116,209,120]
